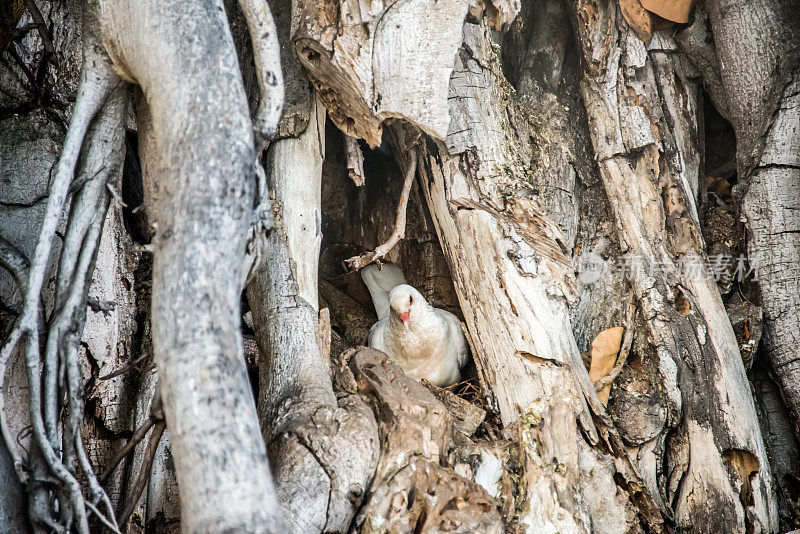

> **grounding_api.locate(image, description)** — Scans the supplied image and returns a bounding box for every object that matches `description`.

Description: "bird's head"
[388,284,425,330]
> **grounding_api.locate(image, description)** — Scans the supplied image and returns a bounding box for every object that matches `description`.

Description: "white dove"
[361,264,468,387]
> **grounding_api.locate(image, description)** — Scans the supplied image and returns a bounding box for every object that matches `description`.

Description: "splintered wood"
[337,347,502,532]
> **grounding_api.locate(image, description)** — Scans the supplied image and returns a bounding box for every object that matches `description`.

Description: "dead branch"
[21,0,55,57]
[85,500,121,534]
[98,353,148,381]
[345,146,418,271]
[6,45,42,96]
[237,0,283,145]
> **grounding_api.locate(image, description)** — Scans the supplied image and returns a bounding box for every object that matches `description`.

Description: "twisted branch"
[345,146,418,271]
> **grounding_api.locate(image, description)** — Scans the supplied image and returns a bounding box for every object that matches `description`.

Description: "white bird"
[360,263,407,320]
[361,264,468,387]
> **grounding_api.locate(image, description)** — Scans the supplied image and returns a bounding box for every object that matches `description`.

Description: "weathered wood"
[421,380,486,438]
[752,362,800,530]
[700,0,800,435]
[402,16,663,532]
[569,0,777,530]
[290,0,476,145]
[104,1,289,529]
[337,347,502,533]
[248,86,379,531]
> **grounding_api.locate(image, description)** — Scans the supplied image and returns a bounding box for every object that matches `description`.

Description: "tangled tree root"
[0,55,126,531]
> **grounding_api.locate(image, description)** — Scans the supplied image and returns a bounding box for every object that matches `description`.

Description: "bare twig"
[12,22,41,40]
[345,147,418,271]
[118,419,166,528]
[98,352,148,381]
[236,0,284,145]
[100,387,163,483]
[85,500,121,534]
[21,0,55,57]
[6,44,42,95]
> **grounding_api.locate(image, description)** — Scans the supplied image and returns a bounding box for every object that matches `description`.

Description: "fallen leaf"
[640,0,695,24]
[722,449,759,507]
[589,326,624,405]
[620,0,653,44]
[706,176,732,199]
[674,288,692,316]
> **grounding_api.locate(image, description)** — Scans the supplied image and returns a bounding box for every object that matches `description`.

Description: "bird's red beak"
[399,311,410,330]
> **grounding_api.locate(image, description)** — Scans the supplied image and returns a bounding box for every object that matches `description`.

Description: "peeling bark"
[336,347,502,533]
[397,16,661,533]
[569,1,777,530]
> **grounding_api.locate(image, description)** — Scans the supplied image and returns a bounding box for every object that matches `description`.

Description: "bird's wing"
[367,317,389,353]
[361,263,406,319]
[439,309,469,369]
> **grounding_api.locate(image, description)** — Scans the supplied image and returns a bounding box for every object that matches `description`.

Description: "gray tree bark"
[569,0,777,530]
[2,0,288,531]
[106,1,286,529]
[703,0,800,432]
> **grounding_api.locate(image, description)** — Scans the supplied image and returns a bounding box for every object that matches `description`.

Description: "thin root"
[100,386,163,483]
[119,419,166,528]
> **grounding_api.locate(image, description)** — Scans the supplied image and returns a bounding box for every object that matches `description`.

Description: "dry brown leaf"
[589,326,624,405]
[640,0,695,24]
[722,449,760,506]
[706,176,732,198]
[620,0,654,44]
[651,13,677,30]
[674,288,692,316]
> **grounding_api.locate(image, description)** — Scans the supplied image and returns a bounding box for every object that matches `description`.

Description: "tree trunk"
[569,1,777,530]
[119,1,286,528]
[247,94,381,532]
[700,0,800,431]
[3,0,800,531]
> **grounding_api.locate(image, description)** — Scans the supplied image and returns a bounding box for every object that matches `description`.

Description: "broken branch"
[345,146,418,271]
[21,0,55,57]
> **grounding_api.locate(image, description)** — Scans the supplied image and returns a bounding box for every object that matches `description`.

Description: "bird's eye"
[409,295,414,305]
